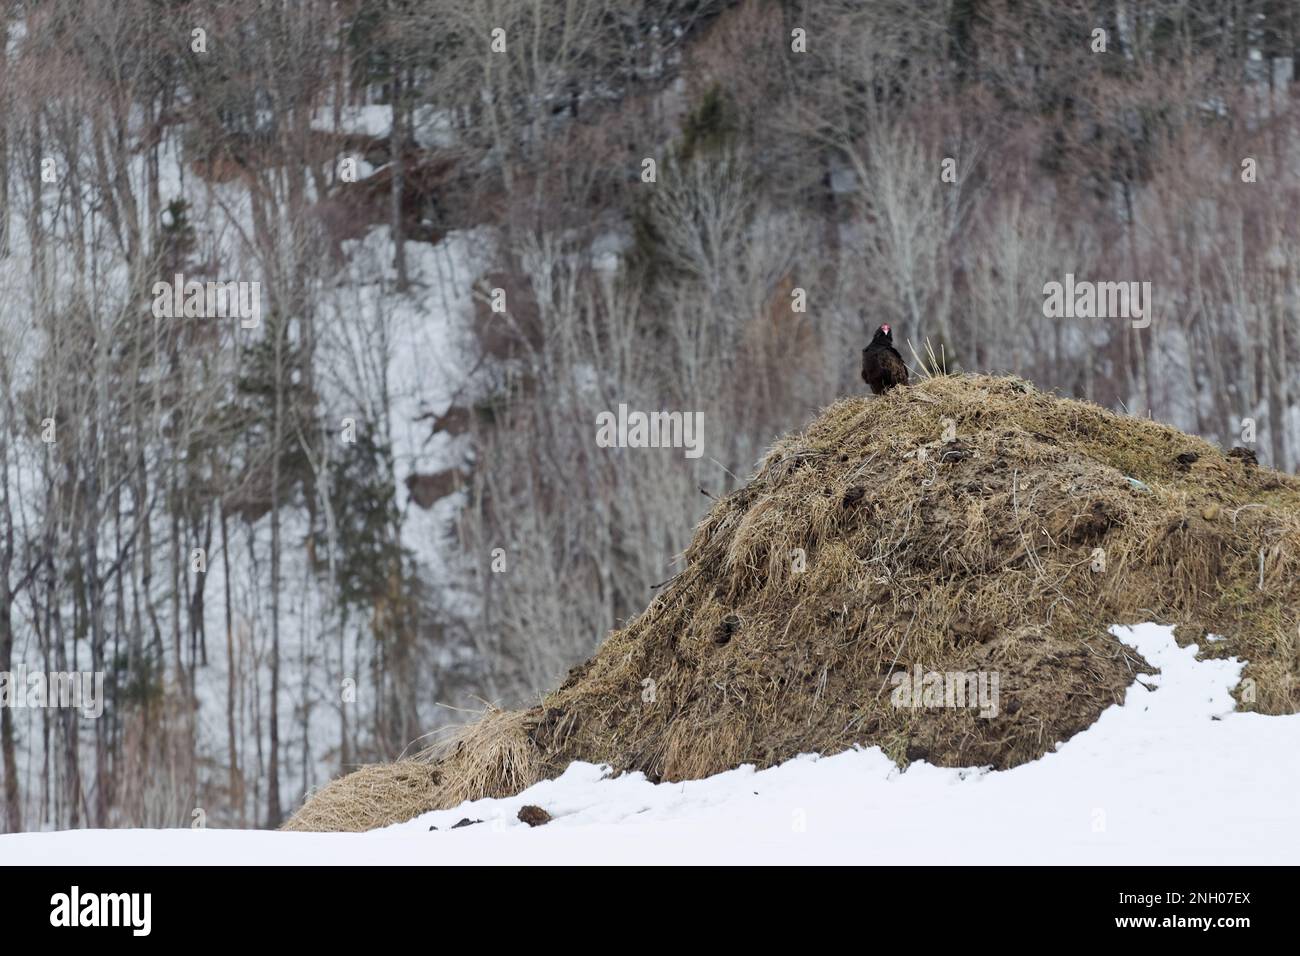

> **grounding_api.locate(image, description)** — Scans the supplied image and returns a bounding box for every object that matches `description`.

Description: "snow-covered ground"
[4,623,1296,864]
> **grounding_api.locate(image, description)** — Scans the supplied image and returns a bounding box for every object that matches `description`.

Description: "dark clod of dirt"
[1228,446,1258,466]
[451,817,482,829]
[518,805,551,827]
[938,441,973,463]
[1174,451,1199,469]
[713,613,741,645]
[842,485,866,507]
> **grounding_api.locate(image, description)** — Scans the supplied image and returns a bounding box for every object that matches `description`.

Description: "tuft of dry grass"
[283,707,538,832]
[287,374,1300,831]
[281,761,444,833]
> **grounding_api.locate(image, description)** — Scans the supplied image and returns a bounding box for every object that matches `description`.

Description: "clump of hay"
[282,761,443,833]
[288,375,1300,831]
[283,707,536,832]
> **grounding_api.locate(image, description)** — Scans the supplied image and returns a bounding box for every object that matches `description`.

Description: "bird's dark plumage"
[861,324,909,395]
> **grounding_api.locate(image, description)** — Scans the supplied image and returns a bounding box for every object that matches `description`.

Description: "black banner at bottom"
[0,864,1285,942]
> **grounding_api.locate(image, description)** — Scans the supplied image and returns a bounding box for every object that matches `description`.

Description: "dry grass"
[286,374,1300,831]
[283,706,536,832]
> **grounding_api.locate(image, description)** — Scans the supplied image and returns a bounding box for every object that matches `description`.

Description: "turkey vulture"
[861,324,909,395]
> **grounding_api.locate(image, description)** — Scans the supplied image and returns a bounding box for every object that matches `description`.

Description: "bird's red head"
[880,324,891,335]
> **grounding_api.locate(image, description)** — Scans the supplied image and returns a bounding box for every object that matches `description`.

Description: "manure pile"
[287,374,1300,831]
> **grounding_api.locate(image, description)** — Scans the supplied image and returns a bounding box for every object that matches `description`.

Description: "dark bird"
[861,324,909,395]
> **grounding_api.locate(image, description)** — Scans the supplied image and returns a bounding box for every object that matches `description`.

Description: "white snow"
[310,104,459,149]
[4,623,1297,864]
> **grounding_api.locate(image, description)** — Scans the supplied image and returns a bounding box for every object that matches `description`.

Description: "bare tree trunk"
[0,579,18,832]
[267,317,285,828]
[0,344,21,830]
[220,501,242,823]
[390,70,409,291]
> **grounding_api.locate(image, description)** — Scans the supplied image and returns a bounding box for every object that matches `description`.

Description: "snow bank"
[3,623,1295,864]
